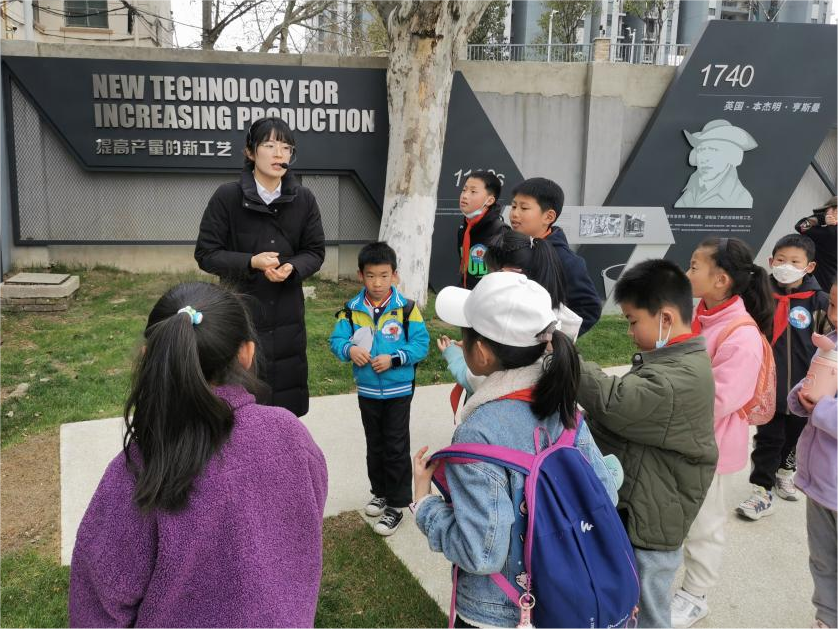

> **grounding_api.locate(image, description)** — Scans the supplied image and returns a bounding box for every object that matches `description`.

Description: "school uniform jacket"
[771,275,831,413]
[194,170,325,416]
[329,286,430,399]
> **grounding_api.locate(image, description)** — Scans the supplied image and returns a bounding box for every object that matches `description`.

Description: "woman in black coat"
[195,118,325,416]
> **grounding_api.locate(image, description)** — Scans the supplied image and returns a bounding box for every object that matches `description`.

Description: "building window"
[709,7,716,15]
[65,0,109,28]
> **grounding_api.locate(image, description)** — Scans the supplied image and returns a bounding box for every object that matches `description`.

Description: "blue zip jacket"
[547,227,602,335]
[329,286,430,399]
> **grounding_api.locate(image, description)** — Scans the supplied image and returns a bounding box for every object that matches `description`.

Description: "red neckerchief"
[772,289,816,345]
[666,332,700,347]
[691,295,739,334]
[499,388,534,402]
[461,208,489,285]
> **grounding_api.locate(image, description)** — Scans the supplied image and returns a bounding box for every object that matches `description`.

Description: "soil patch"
[1,428,60,559]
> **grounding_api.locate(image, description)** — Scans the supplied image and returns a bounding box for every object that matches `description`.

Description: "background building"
[508,0,833,54]
[1,0,174,47]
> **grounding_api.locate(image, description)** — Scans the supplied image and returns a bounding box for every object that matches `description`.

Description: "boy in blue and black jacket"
[329,241,430,536]
[737,234,832,520]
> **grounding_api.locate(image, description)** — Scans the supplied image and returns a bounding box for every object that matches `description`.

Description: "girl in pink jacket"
[671,237,774,627]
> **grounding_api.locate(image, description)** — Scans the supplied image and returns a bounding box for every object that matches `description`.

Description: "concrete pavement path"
[61,375,816,627]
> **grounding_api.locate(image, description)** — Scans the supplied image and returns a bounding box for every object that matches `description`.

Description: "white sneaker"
[736,486,775,521]
[775,468,800,501]
[671,589,709,628]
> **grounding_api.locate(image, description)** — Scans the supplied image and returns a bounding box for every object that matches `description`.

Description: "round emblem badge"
[381,319,403,342]
[470,244,487,265]
[788,306,812,329]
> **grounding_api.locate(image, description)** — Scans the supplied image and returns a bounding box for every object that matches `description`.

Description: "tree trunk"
[202,0,213,49]
[376,1,488,306]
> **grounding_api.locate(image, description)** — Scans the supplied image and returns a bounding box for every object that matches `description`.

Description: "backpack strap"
[713,316,759,356]
[334,305,355,335]
[402,299,415,342]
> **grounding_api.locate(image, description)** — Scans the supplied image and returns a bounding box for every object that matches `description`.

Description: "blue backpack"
[430,420,640,628]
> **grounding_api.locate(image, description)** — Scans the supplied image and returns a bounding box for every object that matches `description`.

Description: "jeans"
[633,546,683,628]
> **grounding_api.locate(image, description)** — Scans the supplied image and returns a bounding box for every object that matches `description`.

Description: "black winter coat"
[456,206,506,289]
[195,170,325,416]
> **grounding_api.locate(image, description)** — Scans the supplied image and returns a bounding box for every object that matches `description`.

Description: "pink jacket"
[695,296,765,474]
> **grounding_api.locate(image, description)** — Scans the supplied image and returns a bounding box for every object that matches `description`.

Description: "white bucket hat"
[435,272,556,348]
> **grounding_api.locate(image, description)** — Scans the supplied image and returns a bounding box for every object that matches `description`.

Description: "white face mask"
[771,263,808,285]
[655,313,672,349]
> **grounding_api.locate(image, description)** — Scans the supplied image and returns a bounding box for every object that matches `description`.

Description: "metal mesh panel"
[814,128,837,191]
[339,176,380,241]
[299,175,340,240]
[12,83,231,242]
[10,83,379,243]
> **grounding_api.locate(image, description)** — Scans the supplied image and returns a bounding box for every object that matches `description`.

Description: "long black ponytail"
[485,230,568,309]
[462,325,579,428]
[700,236,774,338]
[123,282,264,513]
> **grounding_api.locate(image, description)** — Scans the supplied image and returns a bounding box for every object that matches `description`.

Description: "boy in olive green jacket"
[576,259,717,629]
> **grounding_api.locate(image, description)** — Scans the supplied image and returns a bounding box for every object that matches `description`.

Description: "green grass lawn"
[1,266,634,448]
[0,266,635,628]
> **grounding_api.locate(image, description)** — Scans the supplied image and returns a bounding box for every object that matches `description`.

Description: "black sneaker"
[373,507,403,536]
[364,496,387,517]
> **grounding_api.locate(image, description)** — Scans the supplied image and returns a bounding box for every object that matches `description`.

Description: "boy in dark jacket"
[508,177,602,335]
[737,234,832,519]
[456,171,506,288]
[329,242,430,536]
[575,260,718,628]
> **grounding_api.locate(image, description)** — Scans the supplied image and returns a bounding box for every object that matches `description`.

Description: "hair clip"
[177,306,203,325]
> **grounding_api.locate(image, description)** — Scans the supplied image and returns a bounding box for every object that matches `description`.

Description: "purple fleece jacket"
[69,385,328,628]
[788,331,837,512]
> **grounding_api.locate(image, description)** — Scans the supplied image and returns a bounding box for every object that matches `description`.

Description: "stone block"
[1,274,80,299]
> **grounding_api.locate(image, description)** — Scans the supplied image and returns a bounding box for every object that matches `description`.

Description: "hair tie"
[177,306,203,325]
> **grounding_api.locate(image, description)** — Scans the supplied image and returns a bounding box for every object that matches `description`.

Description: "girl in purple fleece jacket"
[788,280,837,629]
[69,282,328,628]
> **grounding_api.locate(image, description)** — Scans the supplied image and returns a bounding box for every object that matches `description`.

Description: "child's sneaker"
[736,486,775,520]
[775,468,800,501]
[364,496,387,517]
[671,588,709,628]
[373,507,403,536]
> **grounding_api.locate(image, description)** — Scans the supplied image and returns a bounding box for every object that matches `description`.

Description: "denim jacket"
[415,363,620,627]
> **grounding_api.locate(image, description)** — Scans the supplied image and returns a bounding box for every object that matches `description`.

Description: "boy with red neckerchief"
[576,259,717,629]
[736,234,831,518]
[672,237,775,628]
[456,171,506,289]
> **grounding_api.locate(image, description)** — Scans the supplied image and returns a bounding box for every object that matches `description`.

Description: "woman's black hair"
[123,282,265,513]
[462,327,579,428]
[243,117,296,170]
[485,230,568,309]
[700,236,774,338]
